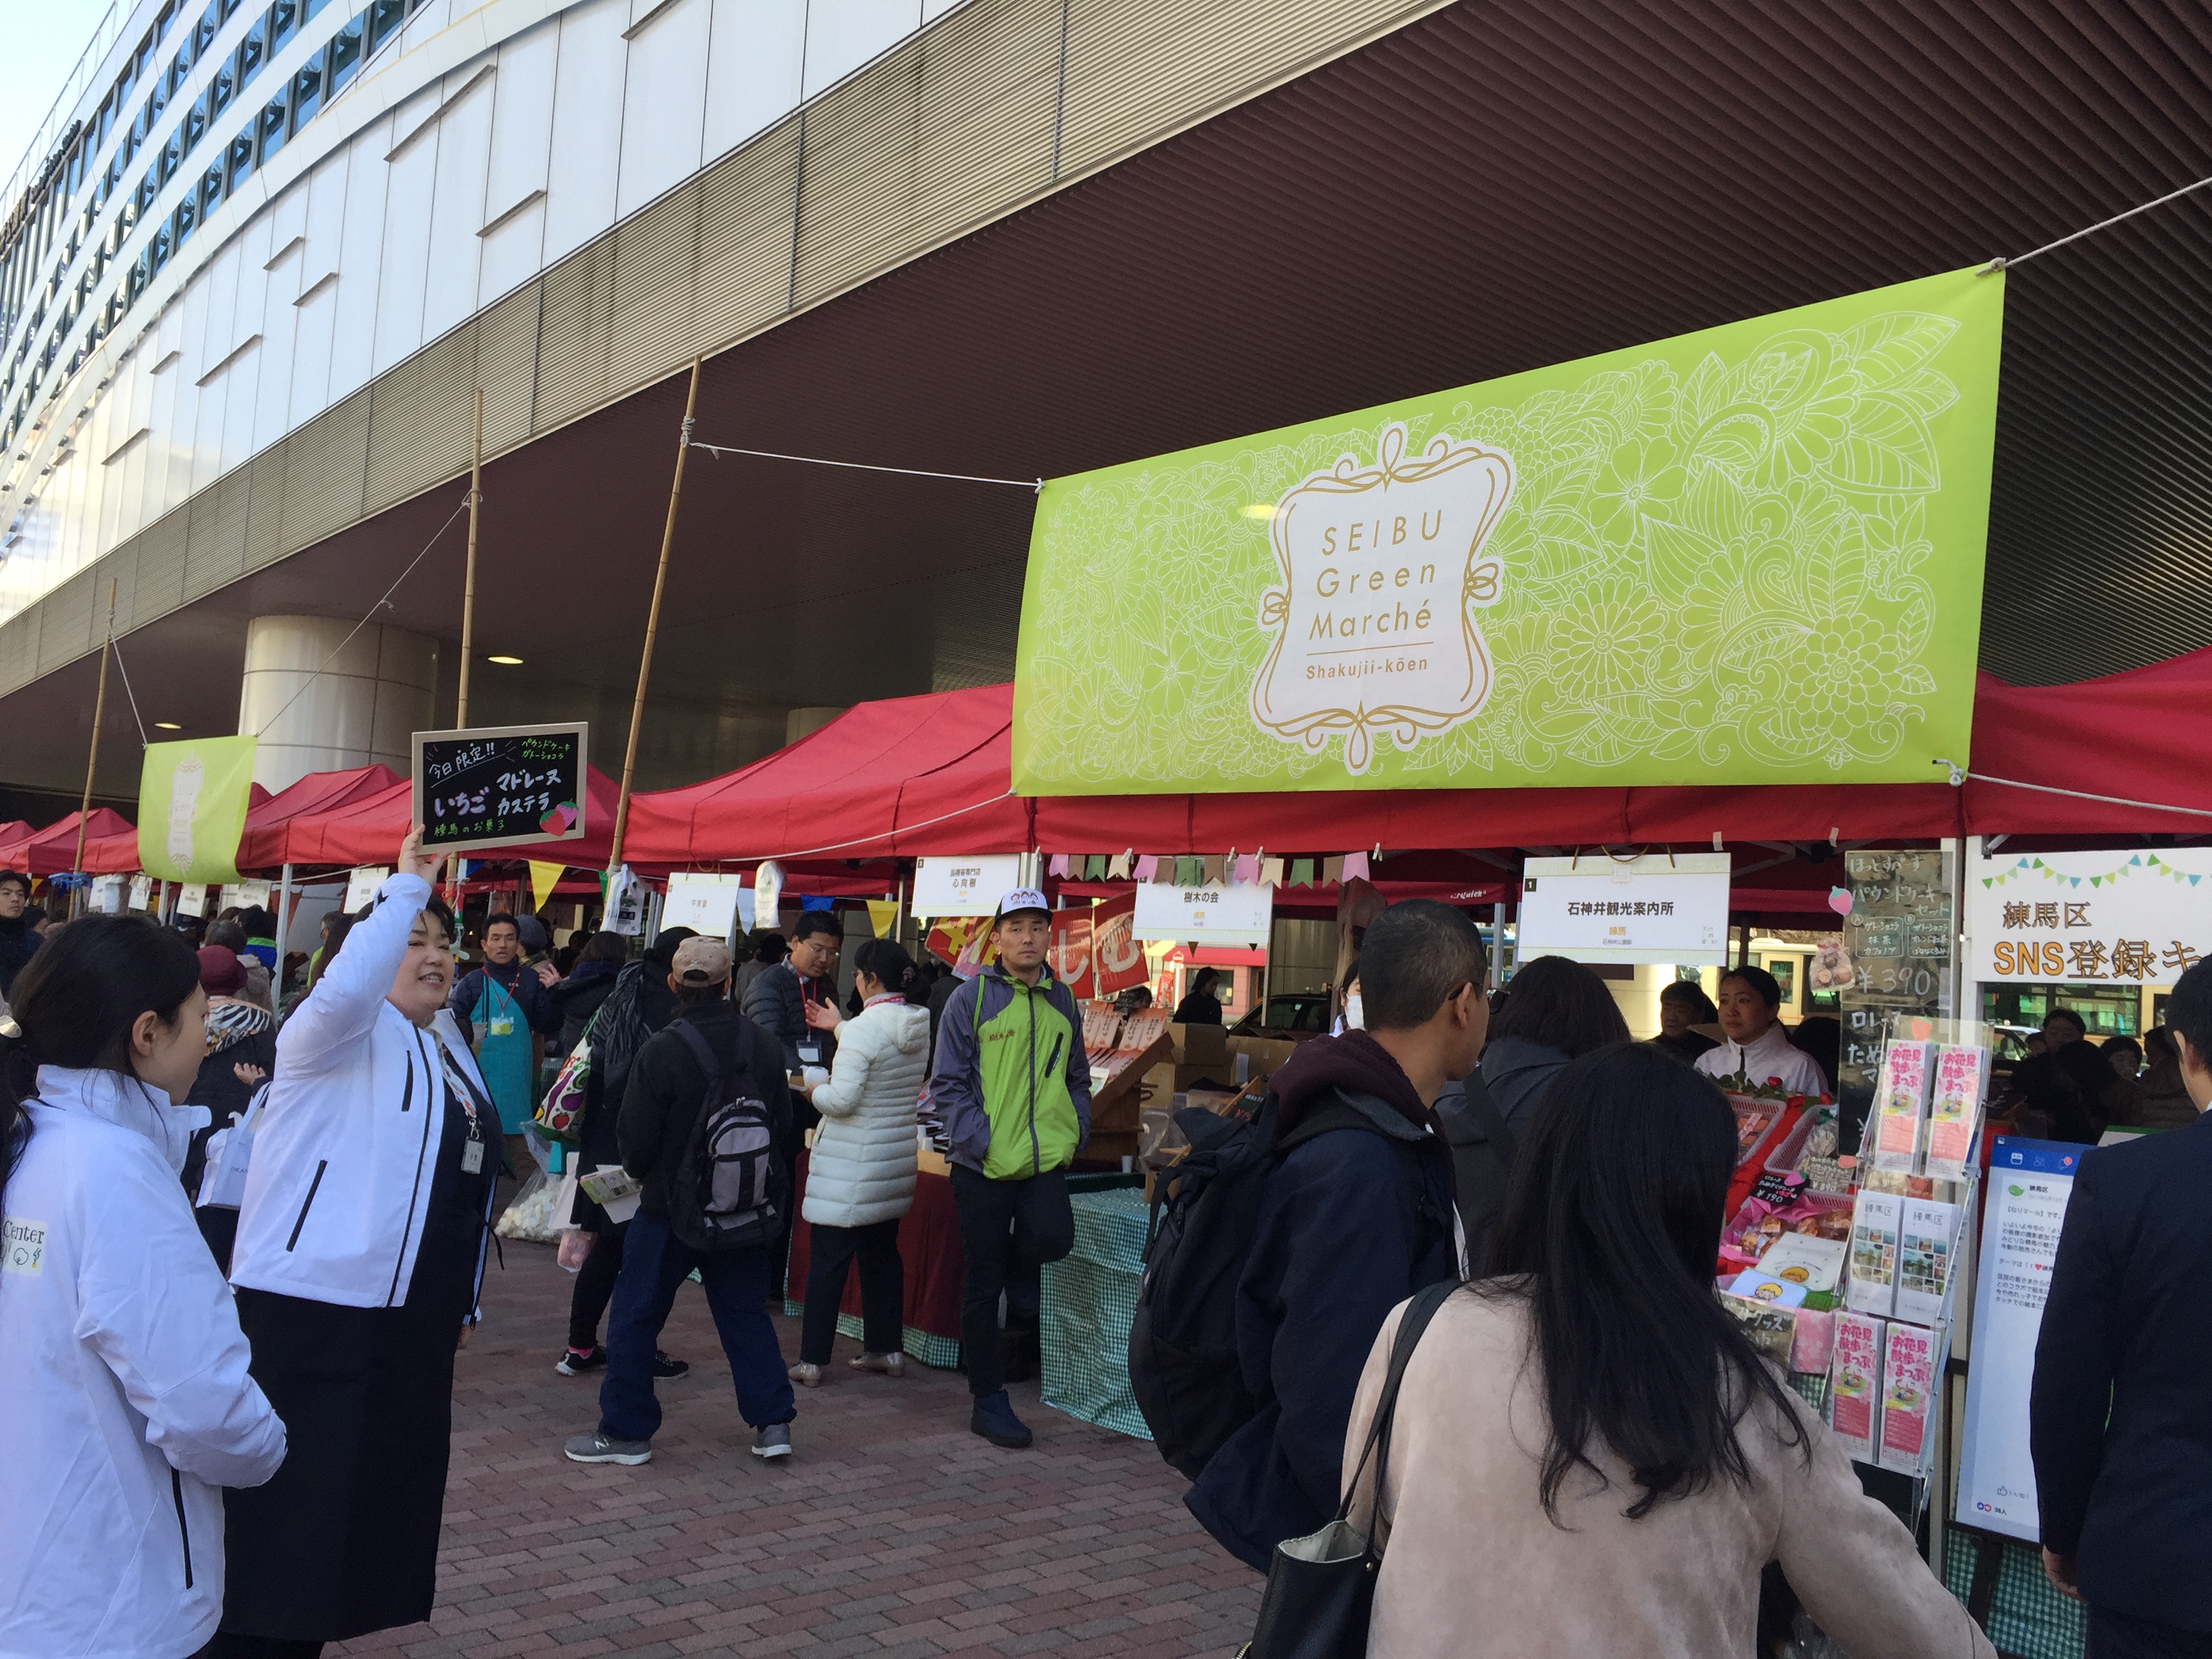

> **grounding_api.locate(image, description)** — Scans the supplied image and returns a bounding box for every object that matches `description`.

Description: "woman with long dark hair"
[211,827,500,1658]
[1343,1044,1990,1657]
[789,937,929,1386]
[0,916,286,1658]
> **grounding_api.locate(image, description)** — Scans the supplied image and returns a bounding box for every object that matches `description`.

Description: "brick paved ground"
[329,1237,1261,1658]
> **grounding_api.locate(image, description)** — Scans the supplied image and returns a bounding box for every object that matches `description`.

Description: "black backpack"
[666,1017,786,1252]
[1128,1090,1436,1479]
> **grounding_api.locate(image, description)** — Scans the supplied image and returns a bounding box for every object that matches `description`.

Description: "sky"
[1,0,120,192]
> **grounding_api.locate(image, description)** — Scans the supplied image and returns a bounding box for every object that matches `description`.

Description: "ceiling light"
[1242,503,1276,519]
[486,654,523,665]
[154,720,182,729]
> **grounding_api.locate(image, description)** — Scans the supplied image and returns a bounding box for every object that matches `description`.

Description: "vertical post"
[608,359,702,877]
[448,388,486,897]
[71,577,120,911]
[276,861,295,994]
[1490,900,1507,989]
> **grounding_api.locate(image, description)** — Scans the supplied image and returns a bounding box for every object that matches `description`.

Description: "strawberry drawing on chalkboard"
[541,802,578,836]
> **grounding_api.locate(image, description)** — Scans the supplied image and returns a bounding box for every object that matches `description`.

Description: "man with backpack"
[1163,899,1484,1570]
[932,888,1092,1450]
[564,937,798,1466]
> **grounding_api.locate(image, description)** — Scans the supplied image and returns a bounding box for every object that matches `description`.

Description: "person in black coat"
[740,910,841,1073]
[563,938,798,1465]
[2031,960,2212,1656]
[1185,901,1486,1572]
[0,867,38,998]
[548,930,628,1054]
[1172,966,1226,1025]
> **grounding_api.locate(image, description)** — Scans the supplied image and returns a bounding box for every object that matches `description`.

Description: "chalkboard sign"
[411,722,588,854]
[1837,848,1954,1143]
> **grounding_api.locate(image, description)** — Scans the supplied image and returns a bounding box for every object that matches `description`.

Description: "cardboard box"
[1226,1034,1300,1079]
[1169,1021,1230,1067]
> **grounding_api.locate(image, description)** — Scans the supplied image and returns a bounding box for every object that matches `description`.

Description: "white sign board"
[663,872,746,939]
[173,884,209,918]
[1969,847,2212,986]
[90,875,125,914]
[911,855,1023,920]
[1517,852,1732,964]
[344,866,390,912]
[218,879,273,912]
[1133,880,1274,947]
[1955,1136,2086,1543]
[127,874,152,912]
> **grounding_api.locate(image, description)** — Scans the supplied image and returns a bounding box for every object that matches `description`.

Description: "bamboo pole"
[607,359,702,876]
[71,578,119,912]
[448,388,486,897]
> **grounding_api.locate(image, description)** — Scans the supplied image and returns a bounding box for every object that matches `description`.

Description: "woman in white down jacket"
[788,938,929,1386]
[0,916,286,1659]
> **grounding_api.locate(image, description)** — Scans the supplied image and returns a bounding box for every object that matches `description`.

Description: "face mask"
[1343,991,1363,1031]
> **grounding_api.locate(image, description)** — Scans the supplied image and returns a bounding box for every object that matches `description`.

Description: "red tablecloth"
[785,1152,964,1345]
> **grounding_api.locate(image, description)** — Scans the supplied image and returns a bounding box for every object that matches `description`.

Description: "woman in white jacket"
[0,914,287,1659]
[214,827,500,1658]
[789,938,929,1387]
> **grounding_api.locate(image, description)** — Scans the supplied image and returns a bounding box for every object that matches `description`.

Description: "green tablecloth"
[1041,1186,1153,1440]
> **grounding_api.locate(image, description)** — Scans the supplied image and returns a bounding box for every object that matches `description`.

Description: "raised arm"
[276,827,441,1076]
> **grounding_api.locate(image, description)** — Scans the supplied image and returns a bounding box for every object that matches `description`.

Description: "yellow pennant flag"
[865,899,900,939]
[529,861,565,912]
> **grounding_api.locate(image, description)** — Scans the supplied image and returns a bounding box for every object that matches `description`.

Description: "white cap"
[993,887,1050,923]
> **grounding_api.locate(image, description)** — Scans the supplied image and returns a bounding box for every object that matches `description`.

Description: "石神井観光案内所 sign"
[1012,267,2004,795]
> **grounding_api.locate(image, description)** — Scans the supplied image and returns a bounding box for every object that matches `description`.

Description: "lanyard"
[436,1041,488,1141]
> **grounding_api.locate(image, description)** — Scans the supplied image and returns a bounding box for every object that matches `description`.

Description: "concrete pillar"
[237,615,438,793]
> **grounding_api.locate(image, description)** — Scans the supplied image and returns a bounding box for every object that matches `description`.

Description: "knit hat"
[197,947,249,996]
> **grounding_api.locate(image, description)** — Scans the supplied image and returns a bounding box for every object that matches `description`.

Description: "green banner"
[138,735,257,883]
[1013,268,2004,795]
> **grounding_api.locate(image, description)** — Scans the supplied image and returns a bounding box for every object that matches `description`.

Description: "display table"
[1040,1186,1154,1440]
[783,1152,965,1369]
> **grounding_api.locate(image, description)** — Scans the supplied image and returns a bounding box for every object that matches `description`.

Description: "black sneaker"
[653,1351,690,1380]
[556,1345,606,1376]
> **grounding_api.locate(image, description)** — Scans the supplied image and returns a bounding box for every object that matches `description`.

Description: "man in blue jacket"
[2032,958,2212,1658]
[1186,899,1486,1570]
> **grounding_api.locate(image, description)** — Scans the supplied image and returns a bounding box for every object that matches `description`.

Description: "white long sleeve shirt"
[1696,1023,1830,1098]
[0,1066,286,1659]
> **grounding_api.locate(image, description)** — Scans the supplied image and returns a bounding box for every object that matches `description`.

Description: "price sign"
[1838,849,1954,1144]
[412,723,588,855]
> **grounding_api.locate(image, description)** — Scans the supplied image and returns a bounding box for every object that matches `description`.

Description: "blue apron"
[471,972,535,1133]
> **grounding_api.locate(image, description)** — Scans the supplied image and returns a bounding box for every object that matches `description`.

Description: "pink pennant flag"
[1233,853,1259,886]
[1048,853,1071,878]
[1343,851,1370,882]
[1134,854,1158,882]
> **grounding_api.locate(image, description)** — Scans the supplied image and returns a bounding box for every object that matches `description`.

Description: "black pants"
[200,1637,323,1658]
[2091,1606,2212,1659]
[799,1218,905,1365]
[569,1223,626,1350]
[950,1164,1073,1397]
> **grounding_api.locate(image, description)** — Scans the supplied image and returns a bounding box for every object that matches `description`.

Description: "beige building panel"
[33,570,96,678]
[183,472,255,603]
[605,183,708,398]
[477,282,541,452]
[694,123,803,350]
[243,440,292,572]
[278,390,373,554]
[531,239,620,435]
[366,322,486,515]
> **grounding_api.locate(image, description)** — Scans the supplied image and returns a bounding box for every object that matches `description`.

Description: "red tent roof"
[5,808,137,876]
[617,651,2212,865]
[623,687,1029,868]
[276,765,622,869]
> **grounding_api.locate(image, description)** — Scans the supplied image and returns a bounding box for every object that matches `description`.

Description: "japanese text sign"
[1969,847,2212,985]
[411,723,588,855]
[910,855,1024,920]
[1516,852,1730,964]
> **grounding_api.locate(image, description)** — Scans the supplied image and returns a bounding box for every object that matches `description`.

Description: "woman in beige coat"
[1345,1044,1993,1659]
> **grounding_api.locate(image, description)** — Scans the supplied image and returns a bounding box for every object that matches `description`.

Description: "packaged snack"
[1877,1322,1938,1474]
[1893,1197,1962,1326]
[1924,1044,1986,1182]
[1845,1190,1902,1317]
[1720,1292,1797,1370]
[1829,1313,1885,1460]
[1755,1232,1848,1296]
[1871,1040,1933,1174]
[1727,1270,1808,1309]
[1789,1307,1836,1377]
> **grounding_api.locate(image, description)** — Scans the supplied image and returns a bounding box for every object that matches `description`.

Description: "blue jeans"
[597,1208,795,1443]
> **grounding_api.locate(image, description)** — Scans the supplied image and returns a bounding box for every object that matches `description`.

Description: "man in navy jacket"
[2031,958,2212,1657]
[1186,900,1486,1570]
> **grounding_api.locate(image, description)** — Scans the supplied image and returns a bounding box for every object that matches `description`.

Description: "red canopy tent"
[3,808,137,877]
[273,765,623,870]
[0,821,30,867]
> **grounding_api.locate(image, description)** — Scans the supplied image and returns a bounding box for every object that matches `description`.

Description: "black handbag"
[1244,1278,1460,1659]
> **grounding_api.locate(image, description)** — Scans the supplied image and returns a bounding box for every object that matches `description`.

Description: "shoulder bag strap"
[1335,1277,1460,1535]
[670,1017,724,1092]
[1458,1070,1519,1168]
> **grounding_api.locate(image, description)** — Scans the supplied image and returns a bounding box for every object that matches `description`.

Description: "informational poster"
[909,855,1023,920]
[1968,847,2212,986]
[663,872,746,939]
[1015,268,2003,795]
[138,735,258,884]
[1956,1136,2086,1543]
[344,866,391,911]
[173,883,209,918]
[412,722,588,854]
[219,880,273,911]
[1517,853,1729,964]
[1133,878,1273,947]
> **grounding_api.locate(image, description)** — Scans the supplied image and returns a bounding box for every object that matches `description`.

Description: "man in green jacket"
[930,888,1092,1448]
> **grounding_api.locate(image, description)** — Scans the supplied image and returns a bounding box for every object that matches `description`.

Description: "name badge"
[488,1017,515,1037]
[462,1139,486,1174]
[797,1041,823,1065]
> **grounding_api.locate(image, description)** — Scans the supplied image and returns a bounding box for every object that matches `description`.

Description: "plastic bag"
[556,1229,594,1272]
[495,1170,564,1242]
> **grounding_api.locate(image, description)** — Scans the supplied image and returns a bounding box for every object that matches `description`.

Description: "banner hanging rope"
[1982,169,2212,274]
[1933,759,2212,821]
[691,440,1041,491]
[108,634,149,748]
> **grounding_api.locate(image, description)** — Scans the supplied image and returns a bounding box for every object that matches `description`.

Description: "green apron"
[472,973,535,1133]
